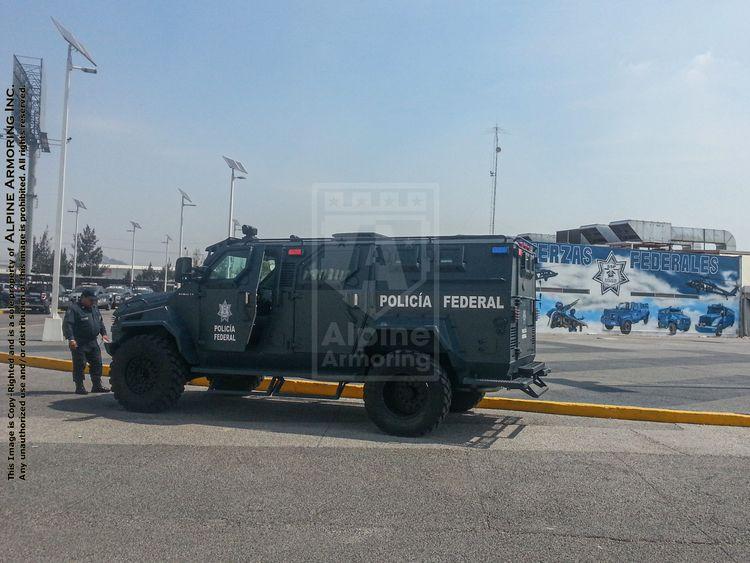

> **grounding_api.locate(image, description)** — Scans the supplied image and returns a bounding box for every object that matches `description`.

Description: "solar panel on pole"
[52,17,97,66]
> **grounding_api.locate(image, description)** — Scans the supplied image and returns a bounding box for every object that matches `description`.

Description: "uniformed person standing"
[63,287,111,395]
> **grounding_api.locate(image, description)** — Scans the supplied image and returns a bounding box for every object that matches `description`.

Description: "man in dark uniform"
[63,287,111,395]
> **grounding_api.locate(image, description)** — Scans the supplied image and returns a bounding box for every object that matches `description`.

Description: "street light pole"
[162,234,172,292]
[43,45,72,341]
[127,221,142,287]
[178,188,195,258]
[43,18,97,342]
[67,198,87,290]
[228,168,235,238]
[222,156,247,239]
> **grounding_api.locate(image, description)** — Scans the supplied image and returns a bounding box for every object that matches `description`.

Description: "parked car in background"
[600,302,650,334]
[0,283,10,308]
[27,283,52,313]
[132,286,155,296]
[696,304,735,336]
[657,306,691,335]
[61,284,111,310]
[105,285,133,308]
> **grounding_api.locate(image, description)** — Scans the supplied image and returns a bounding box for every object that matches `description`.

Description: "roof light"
[491,246,508,254]
[288,248,303,256]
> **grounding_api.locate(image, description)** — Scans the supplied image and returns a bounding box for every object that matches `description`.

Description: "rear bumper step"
[463,361,550,398]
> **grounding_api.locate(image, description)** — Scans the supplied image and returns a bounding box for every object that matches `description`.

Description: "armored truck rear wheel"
[363,352,451,437]
[110,334,188,413]
[449,390,485,413]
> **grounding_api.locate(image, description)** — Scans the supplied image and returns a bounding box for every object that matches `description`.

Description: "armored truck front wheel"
[363,352,451,437]
[449,390,485,413]
[110,334,188,413]
[620,320,632,335]
[668,322,677,335]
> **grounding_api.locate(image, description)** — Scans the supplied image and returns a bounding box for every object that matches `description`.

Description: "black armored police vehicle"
[106,227,549,436]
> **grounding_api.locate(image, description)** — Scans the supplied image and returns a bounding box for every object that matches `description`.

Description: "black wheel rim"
[383,381,429,417]
[124,356,158,395]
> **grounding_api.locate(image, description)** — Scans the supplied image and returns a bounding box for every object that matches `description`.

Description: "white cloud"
[685,51,715,84]
[623,60,653,77]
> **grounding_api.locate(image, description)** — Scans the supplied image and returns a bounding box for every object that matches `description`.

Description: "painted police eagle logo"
[592,251,629,295]
[217,300,232,322]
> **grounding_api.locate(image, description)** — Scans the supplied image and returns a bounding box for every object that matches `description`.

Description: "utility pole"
[67,198,86,289]
[489,125,502,235]
[162,234,172,292]
[127,221,141,287]
[178,188,195,258]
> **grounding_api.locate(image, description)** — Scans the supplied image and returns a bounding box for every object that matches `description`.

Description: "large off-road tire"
[363,351,451,437]
[604,324,613,331]
[449,390,485,413]
[643,314,649,325]
[110,334,188,413]
[620,320,632,335]
[668,322,677,336]
[715,327,723,337]
[208,375,263,392]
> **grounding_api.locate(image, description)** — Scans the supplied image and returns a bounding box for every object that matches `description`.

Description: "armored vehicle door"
[198,245,263,352]
[292,243,372,370]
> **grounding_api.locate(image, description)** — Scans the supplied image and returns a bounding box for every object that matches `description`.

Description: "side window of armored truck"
[299,246,361,290]
[424,245,465,272]
[206,250,250,283]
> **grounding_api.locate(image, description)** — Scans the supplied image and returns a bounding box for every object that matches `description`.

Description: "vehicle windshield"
[134,287,153,293]
[73,286,97,292]
[108,287,128,294]
[616,303,628,309]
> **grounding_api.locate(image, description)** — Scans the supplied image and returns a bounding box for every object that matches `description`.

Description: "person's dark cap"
[81,288,97,298]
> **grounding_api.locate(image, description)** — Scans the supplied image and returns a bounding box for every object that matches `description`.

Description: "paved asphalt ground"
[2,367,750,561]
[4,311,749,412]
[2,312,750,560]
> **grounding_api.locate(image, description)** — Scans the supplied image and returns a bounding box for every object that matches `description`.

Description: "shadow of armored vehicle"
[600,302,649,335]
[695,304,735,336]
[657,306,691,335]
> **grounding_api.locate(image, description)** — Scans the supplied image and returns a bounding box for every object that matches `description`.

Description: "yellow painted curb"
[3,352,749,428]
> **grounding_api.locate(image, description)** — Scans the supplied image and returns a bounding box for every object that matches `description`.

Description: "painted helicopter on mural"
[546,299,587,332]
[536,268,558,282]
[685,276,739,300]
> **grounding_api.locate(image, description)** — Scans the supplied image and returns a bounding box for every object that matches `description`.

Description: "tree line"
[32,225,173,284]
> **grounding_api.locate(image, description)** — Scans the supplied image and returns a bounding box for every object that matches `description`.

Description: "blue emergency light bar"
[491,246,509,254]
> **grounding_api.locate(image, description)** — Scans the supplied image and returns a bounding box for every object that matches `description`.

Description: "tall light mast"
[489,125,502,235]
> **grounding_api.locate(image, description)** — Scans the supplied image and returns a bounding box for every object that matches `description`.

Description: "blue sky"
[2,1,748,264]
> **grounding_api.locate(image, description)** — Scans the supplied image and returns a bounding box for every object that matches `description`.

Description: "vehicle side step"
[505,362,550,398]
[264,377,348,400]
[495,376,546,398]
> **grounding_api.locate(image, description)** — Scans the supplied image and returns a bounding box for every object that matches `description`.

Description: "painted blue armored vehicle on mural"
[600,302,649,334]
[695,304,735,336]
[546,299,587,332]
[657,307,691,335]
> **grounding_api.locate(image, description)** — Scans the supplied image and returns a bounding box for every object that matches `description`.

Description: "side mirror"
[175,257,193,282]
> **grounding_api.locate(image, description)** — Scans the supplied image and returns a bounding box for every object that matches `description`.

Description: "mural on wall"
[535,243,741,336]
